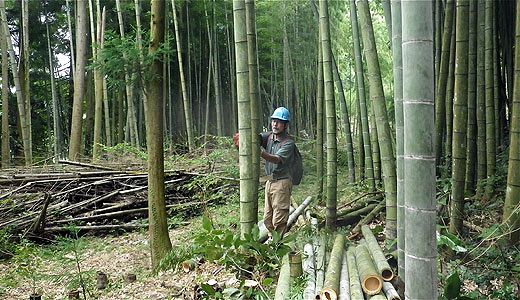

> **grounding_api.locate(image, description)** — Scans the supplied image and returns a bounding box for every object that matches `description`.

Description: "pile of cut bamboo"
[275,223,401,300]
[0,162,236,238]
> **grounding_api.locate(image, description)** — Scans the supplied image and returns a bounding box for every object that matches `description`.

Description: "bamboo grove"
[0,0,519,295]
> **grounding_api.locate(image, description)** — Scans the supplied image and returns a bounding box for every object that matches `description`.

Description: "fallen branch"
[58,160,117,171]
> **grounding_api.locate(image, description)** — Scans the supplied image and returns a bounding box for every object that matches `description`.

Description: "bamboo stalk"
[337,195,382,217]
[274,254,291,300]
[382,282,400,300]
[303,243,316,300]
[347,247,363,300]
[361,225,394,281]
[314,234,327,297]
[320,234,346,300]
[45,224,147,232]
[355,244,382,295]
[58,159,117,170]
[337,203,377,226]
[352,202,385,234]
[289,251,303,279]
[338,251,350,300]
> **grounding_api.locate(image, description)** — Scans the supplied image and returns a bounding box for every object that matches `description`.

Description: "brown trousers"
[264,178,293,236]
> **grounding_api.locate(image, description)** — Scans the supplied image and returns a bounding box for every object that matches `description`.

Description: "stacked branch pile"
[0,162,236,237]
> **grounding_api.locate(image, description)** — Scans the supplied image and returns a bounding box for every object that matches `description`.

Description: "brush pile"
[0,161,237,238]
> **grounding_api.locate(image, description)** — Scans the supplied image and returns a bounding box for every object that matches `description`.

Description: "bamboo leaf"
[444,272,461,300]
[202,215,212,232]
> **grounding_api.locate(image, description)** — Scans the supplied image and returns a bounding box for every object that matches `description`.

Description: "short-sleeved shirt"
[260,131,295,180]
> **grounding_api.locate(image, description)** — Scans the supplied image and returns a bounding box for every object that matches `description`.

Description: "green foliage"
[439,272,476,300]
[100,143,148,161]
[0,229,17,260]
[437,231,468,253]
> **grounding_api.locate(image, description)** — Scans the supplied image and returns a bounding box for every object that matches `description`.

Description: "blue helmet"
[271,107,290,122]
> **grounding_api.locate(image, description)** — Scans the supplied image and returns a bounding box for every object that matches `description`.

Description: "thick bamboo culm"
[338,251,350,300]
[361,225,394,281]
[346,247,364,299]
[314,234,328,296]
[303,243,317,300]
[320,234,346,300]
[382,282,401,300]
[355,244,382,295]
[274,254,291,300]
[289,251,303,279]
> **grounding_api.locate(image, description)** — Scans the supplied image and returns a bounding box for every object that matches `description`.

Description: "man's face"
[271,119,287,134]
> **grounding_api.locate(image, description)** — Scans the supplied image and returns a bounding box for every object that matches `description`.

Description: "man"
[260,107,295,238]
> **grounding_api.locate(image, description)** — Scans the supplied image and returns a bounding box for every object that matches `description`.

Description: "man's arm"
[261,150,282,164]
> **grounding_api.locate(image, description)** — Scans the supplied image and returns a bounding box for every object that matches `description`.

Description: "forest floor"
[0,137,519,299]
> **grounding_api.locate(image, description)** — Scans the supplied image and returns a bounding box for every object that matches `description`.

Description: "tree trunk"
[484,0,495,195]
[502,0,520,244]
[357,0,397,240]
[402,1,438,298]
[0,6,9,167]
[116,0,139,148]
[146,0,172,270]
[434,0,454,169]
[233,0,254,235]
[320,0,338,230]
[1,3,30,165]
[332,57,355,183]
[46,17,61,161]
[465,0,477,195]
[66,0,75,77]
[245,0,260,224]
[476,0,487,193]
[449,0,469,236]
[390,0,404,279]
[316,27,324,202]
[350,0,374,190]
[172,0,194,150]
[69,0,87,160]
[135,0,147,144]
[92,1,104,160]
[21,0,32,165]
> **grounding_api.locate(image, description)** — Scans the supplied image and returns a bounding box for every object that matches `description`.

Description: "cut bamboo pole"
[346,247,363,300]
[274,254,291,300]
[338,251,350,300]
[369,292,388,299]
[287,196,313,228]
[303,243,316,300]
[289,251,303,279]
[361,225,394,281]
[355,244,382,295]
[320,234,346,300]
[382,282,400,300]
[352,202,385,234]
[314,234,327,296]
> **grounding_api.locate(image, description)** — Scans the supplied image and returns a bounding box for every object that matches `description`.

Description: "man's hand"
[233,132,240,149]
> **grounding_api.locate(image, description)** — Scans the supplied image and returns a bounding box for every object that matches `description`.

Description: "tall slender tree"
[320,0,338,229]
[146,0,172,270]
[402,1,437,298]
[46,15,61,160]
[484,0,495,195]
[234,0,255,235]
[245,0,260,223]
[465,0,477,194]
[502,0,520,244]
[390,0,404,279]
[172,0,194,150]
[449,0,469,235]
[350,0,374,191]
[356,0,397,240]
[476,0,487,193]
[0,4,9,167]
[69,0,88,160]
[21,0,31,165]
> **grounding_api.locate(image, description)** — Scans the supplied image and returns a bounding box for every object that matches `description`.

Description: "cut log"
[303,243,316,300]
[361,225,394,281]
[45,224,148,232]
[320,234,346,300]
[337,195,382,217]
[354,243,382,296]
[338,251,350,300]
[382,282,400,300]
[346,247,363,300]
[289,251,303,279]
[58,159,117,171]
[274,254,291,300]
[336,203,377,226]
[314,234,327,297]
[30,193,52,233]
